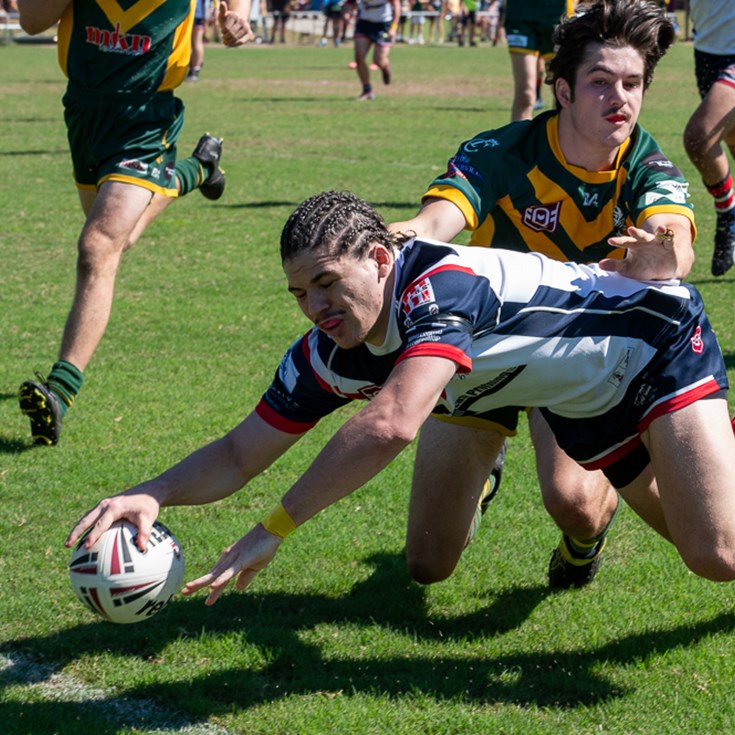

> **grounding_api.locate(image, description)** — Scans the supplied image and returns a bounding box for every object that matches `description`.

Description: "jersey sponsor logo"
[401,277,436,320]
[452,366,527,414]
[86,23,152,55]
[522,202,561,233]
[463,137,500,153]
[582,191,599,208]
[441,157,472,182]
[690,325,704,354]
[608,348,632,387]
[643,180,689,205]
[118,158,148,174]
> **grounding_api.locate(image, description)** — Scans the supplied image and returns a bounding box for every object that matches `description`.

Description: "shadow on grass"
[4,550,735,726]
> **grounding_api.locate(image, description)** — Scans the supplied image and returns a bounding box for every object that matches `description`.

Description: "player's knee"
[541,481,615,538]
[77,230,124,276]
[683,119,708,159]
[405,545,457,585]
[680,545,735,583]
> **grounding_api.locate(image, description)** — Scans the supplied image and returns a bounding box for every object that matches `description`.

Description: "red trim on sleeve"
[396,343,472,373]
[255,398,316,435]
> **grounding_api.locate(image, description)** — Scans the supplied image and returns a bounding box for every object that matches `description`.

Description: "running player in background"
[65,191,735,607]
[683,0,735,276]
[353,0,401,100]
[390,0,694,589]
[16,0,253,447]
[502,0,575,120]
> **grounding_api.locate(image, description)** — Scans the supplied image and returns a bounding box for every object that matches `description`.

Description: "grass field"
[2,34,735,735]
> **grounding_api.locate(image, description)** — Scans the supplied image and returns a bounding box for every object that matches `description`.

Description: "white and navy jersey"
[256,239,726,467]
[357,0,395,23]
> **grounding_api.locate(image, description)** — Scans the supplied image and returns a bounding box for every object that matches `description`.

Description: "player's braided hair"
[547,0,675,106]
[280,191,406,262]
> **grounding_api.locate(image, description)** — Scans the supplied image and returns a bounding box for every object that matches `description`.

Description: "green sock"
[566,499,619,559]
[47,360,84,417]
[175,156,212,196]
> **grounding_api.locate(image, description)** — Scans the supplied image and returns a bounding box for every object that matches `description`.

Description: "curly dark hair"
[547,0,676,108]
[280,191,402,262]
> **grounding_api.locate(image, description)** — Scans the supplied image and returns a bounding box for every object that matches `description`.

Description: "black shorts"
[694,49,735,99]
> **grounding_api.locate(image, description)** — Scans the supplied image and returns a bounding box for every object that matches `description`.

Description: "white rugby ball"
[69,520,185,624]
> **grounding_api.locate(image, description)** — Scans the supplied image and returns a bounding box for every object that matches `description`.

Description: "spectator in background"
[457,0,477,46]
[188,0,211,81]
[408,0,426,44]
[353,0,401,100]
[319,0,347,46]
[503,0,575,120]
[268,0,291,42]
[683,0,735,276]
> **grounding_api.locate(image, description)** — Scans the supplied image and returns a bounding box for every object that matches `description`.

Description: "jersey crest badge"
[401,278,437,321]
[522,202,561,233]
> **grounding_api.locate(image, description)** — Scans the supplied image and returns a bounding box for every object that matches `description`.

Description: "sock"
[175,156,213,196]
[566,498,620,560]
[362,83,372,95]
[47,360,84,417]
[706,172,735,213]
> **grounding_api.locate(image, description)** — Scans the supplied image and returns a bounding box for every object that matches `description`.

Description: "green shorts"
[431,404,525,437]
[504,18,556,57]
[63,88,184,197]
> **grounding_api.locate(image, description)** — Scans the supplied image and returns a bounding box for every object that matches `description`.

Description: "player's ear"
[556,78,572,108]
[372,244,393,275]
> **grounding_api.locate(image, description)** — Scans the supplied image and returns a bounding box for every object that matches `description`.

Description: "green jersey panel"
[424,112,695,264]
[503,0,574,26]
[57,0,195,97]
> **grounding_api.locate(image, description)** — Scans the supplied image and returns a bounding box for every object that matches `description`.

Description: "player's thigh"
[408,417,504,539]
[643,398,735,578]
[686,83,735,146]
[528,408,612,515]
[81,182,156,248]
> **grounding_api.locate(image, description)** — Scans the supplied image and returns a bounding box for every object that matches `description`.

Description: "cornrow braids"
[547,0,675,106]
[281,191,407,262]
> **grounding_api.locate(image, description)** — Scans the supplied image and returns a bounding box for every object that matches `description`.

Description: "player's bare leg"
[633,397,735,581]
[509,51,539,121]
[59,182,167,371]
[529,408,621,588]
[406,417,506,584]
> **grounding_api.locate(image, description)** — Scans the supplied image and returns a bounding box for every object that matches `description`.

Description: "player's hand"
[218,1,255,46]
[599,225,678,281]
[182,524,282,605]
[64,492,161,553]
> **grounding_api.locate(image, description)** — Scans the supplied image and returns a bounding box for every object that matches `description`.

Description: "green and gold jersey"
[503,0,575,26]
[57,0,195,97]
[423,112,695,264]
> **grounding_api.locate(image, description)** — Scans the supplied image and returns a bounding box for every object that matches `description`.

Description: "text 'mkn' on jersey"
[57,0,194,96]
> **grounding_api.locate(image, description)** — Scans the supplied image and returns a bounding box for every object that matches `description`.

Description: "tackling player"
[389,0,694,589]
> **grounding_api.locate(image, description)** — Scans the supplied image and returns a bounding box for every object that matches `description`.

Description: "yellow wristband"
[390,23,398,32]
[261,502,297,539]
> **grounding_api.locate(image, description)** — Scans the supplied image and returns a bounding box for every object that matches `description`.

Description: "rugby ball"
[69,520,185,624]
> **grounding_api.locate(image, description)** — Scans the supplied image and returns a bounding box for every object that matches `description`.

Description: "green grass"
[2,37,735,735]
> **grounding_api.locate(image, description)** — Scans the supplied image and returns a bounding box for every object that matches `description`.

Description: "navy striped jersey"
[57,0,194,96]
[423,113,695,265]
[256,239,724,440]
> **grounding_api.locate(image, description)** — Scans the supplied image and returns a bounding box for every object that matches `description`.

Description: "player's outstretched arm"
[388,198,466,243]
[601,214,694,281]
[183,355,458,604]
[17,0,72,34]
[64,412,301,553]
[218,0,255,46]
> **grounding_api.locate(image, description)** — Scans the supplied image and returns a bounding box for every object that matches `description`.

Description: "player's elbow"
[19,15,55,34]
